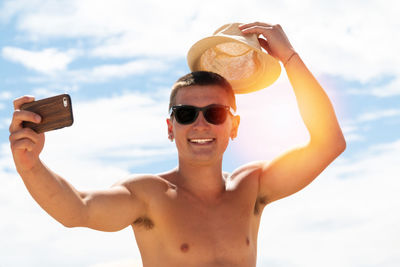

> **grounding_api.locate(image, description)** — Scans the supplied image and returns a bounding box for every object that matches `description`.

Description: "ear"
[166,118,174,139]
[230,115,240,140]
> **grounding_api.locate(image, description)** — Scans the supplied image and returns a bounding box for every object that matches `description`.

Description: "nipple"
[180,243,189,253]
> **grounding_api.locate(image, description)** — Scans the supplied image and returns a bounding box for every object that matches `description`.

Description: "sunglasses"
[170,104,234,125]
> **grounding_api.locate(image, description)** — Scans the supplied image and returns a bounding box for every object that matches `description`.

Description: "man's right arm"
[9,96,145,231]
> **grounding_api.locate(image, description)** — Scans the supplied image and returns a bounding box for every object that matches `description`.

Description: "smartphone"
[20,94,74,133]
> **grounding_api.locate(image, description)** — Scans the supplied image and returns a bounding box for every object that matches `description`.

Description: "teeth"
[190,138,214,144]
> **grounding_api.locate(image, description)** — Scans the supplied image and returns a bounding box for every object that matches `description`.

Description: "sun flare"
[234,83,310,161]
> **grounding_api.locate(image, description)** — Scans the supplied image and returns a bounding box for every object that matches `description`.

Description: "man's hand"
[239,22,296,65]
[9,96,45,173]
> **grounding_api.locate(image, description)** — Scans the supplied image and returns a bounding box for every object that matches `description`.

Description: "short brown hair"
[169,71,236,113]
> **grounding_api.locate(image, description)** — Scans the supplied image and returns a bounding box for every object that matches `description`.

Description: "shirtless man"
[9,22,346,267]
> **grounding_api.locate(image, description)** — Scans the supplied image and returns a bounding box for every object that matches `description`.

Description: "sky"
[0,0,399,266]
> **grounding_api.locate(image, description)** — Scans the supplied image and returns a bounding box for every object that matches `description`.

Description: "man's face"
[167,85,240,165]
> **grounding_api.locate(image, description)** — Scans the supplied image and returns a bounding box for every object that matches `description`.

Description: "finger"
[11,138,36,152]
[239,22,273,30]
[9,109,41,133]
[9,127,41,145]
[240,25,273,35]
[13,95,35,110]
[258,38,272,55]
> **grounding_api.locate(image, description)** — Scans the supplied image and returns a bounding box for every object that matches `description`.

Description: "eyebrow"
[169,104,235,115]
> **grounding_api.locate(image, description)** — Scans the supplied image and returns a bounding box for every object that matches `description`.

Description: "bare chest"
[133,175,263,265]
[165,190,254,248]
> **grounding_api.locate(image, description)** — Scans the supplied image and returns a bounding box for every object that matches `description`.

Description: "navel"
[180,243,189,253]
[246,237,250,246]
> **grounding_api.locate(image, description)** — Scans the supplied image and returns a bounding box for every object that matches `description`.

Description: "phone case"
[21,94,74,133]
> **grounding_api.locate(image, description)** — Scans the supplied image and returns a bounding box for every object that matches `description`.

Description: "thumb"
[258,38,276,59]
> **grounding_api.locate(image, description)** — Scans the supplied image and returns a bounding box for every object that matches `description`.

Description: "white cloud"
[2,46,79,74]
[338,107,400,144]
[356,108,400,122]
[89,258,142,267]
[348,77,400,97]
[30,85,79,98]
[2,0,399,82]
[257,139,400,267]
[24,59,169,83]
[280,0,400,83]
[0,91,12,100]
[341,124,366,143]
[89,32,191,59]
[86,59,168,81]
[334,98,400,144]
[37,90,175,188]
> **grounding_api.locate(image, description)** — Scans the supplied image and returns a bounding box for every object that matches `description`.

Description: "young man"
[9,22,345,267]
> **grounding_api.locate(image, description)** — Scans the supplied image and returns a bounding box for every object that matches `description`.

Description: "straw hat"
[187,23,281,94]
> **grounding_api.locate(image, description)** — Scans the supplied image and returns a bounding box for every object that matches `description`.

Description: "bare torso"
[124,164,267,267]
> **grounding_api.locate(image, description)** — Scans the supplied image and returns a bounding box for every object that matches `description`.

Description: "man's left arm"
[240,22,346,203]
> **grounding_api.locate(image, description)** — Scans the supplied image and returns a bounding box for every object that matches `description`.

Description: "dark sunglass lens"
[175,106,197,124]
[204,106,227,124]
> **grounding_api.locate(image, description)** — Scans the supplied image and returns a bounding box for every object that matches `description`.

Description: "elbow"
[329,135,346,158]
[311,134,346,157]
[327,129,347,154]
[341,138,346,152]
[336,134,347,154]
[59,217,84,228]
[61,221,77,228]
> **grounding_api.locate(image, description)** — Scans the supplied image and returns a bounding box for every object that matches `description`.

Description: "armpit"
[133,216,154,230]
[254,195,268,215]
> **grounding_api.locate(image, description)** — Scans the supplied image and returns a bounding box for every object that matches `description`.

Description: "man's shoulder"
[113,172,176,196]
[230,160,270,178]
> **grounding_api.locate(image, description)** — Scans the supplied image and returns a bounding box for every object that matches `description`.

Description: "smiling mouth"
[188,138,215,144]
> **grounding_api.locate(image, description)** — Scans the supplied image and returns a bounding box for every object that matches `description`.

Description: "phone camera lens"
[63,97,68,107]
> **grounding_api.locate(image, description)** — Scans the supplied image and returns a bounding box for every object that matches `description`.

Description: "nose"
[192,111,210,129]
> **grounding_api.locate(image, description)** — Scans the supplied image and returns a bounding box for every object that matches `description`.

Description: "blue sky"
[1,0,399,266]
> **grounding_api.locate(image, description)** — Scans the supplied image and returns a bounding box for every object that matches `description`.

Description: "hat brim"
[187,35,281,94]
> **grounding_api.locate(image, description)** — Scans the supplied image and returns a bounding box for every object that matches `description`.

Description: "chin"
[177,139,229,164]
[181,151,224,166]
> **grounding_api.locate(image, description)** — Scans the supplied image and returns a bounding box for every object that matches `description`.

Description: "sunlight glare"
[234,82,310,162]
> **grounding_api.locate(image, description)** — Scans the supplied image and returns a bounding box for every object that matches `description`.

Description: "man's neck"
[175,159,227,203]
